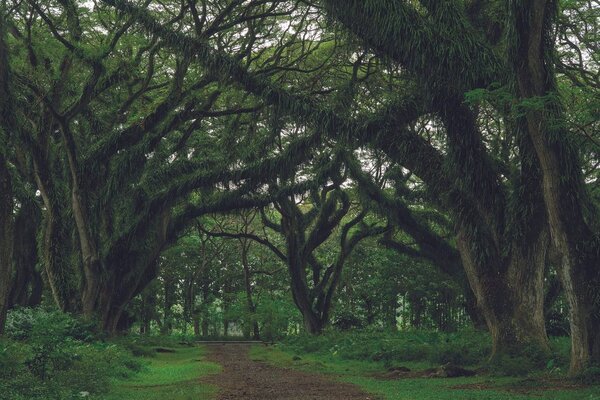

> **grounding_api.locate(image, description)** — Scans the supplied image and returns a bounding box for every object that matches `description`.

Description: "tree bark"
[457,226,550,359]
[201,319,209,337]
[287,253,323,334]
[0,154,13,334]
[139,289,155,335]
[0,13,15,333]
[510,0,600,373]
[161,275,175,335]
[384,291,398,331]
[65,132,102,317]
[9,201,40,307]
[33,159,78,312]
[95,213,167,334]
[193,316,200,336]
[241,239,260,340]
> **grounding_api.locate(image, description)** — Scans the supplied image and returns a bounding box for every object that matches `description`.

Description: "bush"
[5,307,97,342]
[0,307,143,400]
[282,329,490,367]
[488,354,539,376]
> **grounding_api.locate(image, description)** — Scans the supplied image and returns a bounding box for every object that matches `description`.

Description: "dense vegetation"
[0,0,598,398]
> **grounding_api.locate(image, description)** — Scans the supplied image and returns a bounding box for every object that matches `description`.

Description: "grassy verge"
[251,345,600,400]
[101,344,220,400]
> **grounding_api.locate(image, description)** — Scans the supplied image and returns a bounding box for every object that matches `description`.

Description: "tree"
[0,8,15,334]
[507,0,600,372]
[2,0,596,373]
[205,177,388,334]
[111,0,595,367]
[4,0,321,332]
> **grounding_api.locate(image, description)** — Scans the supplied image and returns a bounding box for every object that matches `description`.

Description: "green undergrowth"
[101,345,220,400]
[0,308,143,400]
[0,308,219,400]
[282,329,490,367]
[251,343,600,400]
[281,329,573,374]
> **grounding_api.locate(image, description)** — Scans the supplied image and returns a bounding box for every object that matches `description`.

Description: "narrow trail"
[202,344,378,400]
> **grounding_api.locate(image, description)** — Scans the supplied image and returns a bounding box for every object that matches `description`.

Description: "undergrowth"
[282,329,572,375]
[0,307,142,400]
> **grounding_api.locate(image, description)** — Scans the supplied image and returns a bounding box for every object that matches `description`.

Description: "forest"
[0,0,599,399]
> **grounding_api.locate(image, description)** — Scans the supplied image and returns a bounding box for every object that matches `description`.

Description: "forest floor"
[202,343,377,399]
[102,345,220,400]
[251,345,600,400]
[100,341,600,400]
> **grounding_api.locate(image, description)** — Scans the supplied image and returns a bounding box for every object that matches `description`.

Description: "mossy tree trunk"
[509,0,600,373]
[319,0,553,360]
[0,154,13,335]
[34,157,79,312]
[9,201,42,307]
[0,15,14,334]
[457,228,550,359]
[241,239,260,340]
[99,249,163,335]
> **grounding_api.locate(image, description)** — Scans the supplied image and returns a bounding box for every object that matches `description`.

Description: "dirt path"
[202,344,379,400]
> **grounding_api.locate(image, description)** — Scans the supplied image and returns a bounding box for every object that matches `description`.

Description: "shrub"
[282,329,490,367]
[0,307,143,399]
[5,307,97,342]
[488,354,539,376]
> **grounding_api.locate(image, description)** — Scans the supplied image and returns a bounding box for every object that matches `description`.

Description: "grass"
[101,345,220,400]
[251,345,600,400]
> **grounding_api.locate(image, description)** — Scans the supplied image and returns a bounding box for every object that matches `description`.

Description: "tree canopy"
[0,0,598,376]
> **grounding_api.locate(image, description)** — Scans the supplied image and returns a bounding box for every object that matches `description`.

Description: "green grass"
[101,345,220,400]
[251,345,600,400]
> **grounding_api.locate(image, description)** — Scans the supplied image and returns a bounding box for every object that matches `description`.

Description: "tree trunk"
[241,241,260,340]
[103,307,125,335]
[301,311,324,335]
[457,227,550,360]
[0,6,14,335]
[9,202,40,307]
[95,214,166,335]
[34,167,78,312]
[252,320,260,340]
[140,289,155,335]
[183,272,194,331]
[224,319,230,337]
[161,276,175,335]
[80,257,102,317]
[463,288,487,330]
[510,0,600,373]
[385,293,398,331]
[0,154,13,334]
[68,177,102,317]
[100,288,138,335]
[97,257,160,335]
[193,315,200,336]
[288,255,324,334]
[202,319,209,337]
[27,272,43,307]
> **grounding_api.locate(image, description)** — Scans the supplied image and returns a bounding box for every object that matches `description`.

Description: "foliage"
[101,345,219,400]
[283,329,491,367]
[252,345,600,400]
[0,308,142,400]
[0,0,598,387]
[280,329,574,377]
[5,307,97,342]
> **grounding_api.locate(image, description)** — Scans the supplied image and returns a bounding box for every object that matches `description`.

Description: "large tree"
[99,0,599,369]
[0,8,15,334]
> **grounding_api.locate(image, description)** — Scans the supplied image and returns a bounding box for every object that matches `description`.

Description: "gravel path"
[202,343,378,400]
